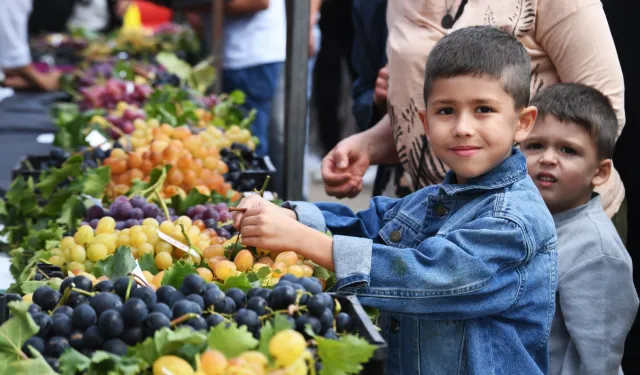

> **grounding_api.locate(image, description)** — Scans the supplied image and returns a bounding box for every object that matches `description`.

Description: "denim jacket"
[286,149,558,375]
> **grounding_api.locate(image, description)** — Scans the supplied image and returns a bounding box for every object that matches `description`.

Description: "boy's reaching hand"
[238,207,303,253]
[232,194,296,230]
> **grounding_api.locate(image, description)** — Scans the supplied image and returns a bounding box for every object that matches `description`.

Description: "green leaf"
[11,348,56,374]
[56,195,86,230]
[228,90,245,105]
[0,200,6,216]
[161,261,197,288]
[169,188,209,216]
[20,278,63,295]
[215,273,253,293]
[257,313,294,359]
[156,52,192,80]
[207,322,258,358]
[82,166,111,197]
[255,266,271,281]
[313,265,333,281]
[138,253,159,275]
[131,327,206,365]
[91,247,136,280]
[84,351,146,375]
[35,156,84,198]
[0,301,40,375]
[316,334,377,375]
[59,348,91,375]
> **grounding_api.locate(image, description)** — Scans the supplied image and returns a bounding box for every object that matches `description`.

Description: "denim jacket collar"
[439,148,527,196]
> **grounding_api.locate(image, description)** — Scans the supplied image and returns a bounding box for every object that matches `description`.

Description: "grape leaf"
[56,195,86,230]
[131,327,206,365]
[161,261,197,288]
[84,351,146,375]
[169,188,208,215]
[156,52,192,80]
[35,156,84,198]
[20,278,63,294]
[11,348,56,374]
[82,166,110,197]
[138,253,159,274]
[91,246,136,280]
[228,90,245,105]
[207,322,258,358]
[257,313,294,359]
[59,348,91,375]
[0,301,40,375]
[0,200,7,216]
[313,265,333,281]
[41,190,72,218]
[215,273,252,292]
[315,334,377,375]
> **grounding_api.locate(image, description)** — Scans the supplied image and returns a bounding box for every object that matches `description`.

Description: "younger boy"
[233,26,558,374]
[521,83,638,375]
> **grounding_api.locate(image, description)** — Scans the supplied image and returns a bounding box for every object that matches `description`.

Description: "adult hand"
[373,65,388,106]
[115,0,132,18]
[321,135,371,198]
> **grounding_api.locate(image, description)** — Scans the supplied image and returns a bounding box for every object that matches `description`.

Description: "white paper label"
[36,133,55,144]
[131,260,147,284]
[156,229,201,257]
[85,130,112,150]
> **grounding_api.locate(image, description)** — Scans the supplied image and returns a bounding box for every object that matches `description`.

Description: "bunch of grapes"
[22,273,351,373]
[83,195,169,230]
[79,79,152,111]
[222,143,268,192]
[185,203,233,231]
[102,102,146,136]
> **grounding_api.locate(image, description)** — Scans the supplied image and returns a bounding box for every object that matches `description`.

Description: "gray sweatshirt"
[549,194,638,375]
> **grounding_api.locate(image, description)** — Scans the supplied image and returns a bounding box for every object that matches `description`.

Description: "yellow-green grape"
[142,218,159,228]
[269,329,307,367]
[138,243,154,257]
[287,265,305,278]
[87,243,108,262]
[130,232,148,248]
[48,255,64,267]
[96,217,116,234]
[238,351,267,374]
[155,242,173,255]
[74,225,95,245]
[199,350,227,375]
[50,247,63,257]
[67,261,85,272]
[159,221,174,235]
[233,250,254,272]
[152,355,194,375]
[84,260,94,271]
[116,233,130,247]
[214,260,237,281]
[275,251,299,267]
[155,252,173,270]
[175,216,192,230]
[60,236,76,250]
[130,225,143,237]
[70,245,87,263]
[92,234,117,254]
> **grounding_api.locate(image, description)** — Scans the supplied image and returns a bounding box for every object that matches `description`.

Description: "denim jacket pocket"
[378,212,421,249]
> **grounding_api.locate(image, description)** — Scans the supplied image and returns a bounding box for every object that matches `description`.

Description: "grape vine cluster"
[185,203,234,236]
[23,273,351,372]
[83,195,170,230]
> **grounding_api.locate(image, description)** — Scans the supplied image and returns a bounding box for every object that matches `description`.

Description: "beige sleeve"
[536,1,626,136]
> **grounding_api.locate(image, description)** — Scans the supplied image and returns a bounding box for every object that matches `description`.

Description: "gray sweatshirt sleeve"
[558,255,639,375]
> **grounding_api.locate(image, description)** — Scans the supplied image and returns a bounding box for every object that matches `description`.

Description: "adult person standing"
[321,0,626,229]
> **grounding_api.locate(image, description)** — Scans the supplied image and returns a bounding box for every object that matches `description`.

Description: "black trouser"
[313,0,357,154]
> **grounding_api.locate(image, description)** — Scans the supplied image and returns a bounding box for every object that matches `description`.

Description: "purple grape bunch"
[185,203,233,239]
[84,196,177,230]
[106,107,146,137]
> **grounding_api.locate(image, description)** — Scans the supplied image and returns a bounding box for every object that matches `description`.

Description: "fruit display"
[83,195,170,229]
[79,79,152,111]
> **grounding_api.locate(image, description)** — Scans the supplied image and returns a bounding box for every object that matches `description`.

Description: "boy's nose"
[539,149,558,165]
[452,119,475,137]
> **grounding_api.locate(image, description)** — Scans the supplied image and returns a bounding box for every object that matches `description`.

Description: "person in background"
[0,0,61,92]
[521,83,638,375]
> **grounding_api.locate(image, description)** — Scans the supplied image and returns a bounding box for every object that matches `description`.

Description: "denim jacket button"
[390,230,402,242]
[390,319,400,332]
[435,203,449,217]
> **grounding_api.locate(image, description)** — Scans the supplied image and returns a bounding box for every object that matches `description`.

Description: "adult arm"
[225,0,270,15]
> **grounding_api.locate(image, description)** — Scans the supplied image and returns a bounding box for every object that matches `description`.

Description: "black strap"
[453,0,469,24]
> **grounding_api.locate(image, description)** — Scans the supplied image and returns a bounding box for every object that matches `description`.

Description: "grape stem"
[154,189,171,222]
[170,313,199,327]
[0,330,29,360]
[128,272,151,288]
[71,288,96,297]
[36,268,50,280]
[125,277,134,301]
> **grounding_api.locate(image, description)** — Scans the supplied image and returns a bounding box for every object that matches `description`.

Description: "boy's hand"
[232,194,295,230]
[238,208,303,253]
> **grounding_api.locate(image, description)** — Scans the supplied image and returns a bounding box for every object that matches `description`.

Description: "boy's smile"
[423,75,536,184]
[521,115,610,213]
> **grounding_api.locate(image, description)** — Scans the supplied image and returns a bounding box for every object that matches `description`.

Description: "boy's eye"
[561,147,577,155]
[475,106,494,113]
[436,108,454,115]
[525,143,543,150]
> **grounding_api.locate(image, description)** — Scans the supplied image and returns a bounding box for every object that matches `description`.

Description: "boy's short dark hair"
[531,83,617,160]
[423,26,531,109]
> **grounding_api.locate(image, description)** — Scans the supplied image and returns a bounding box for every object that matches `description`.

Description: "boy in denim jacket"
[521,83,638,375]
[233,26,558,374]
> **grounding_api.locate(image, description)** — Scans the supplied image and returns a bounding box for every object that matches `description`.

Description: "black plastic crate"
[330,294,388,375]
[236,155,277,192]
[0,293,23,324]
[11,154,64,182]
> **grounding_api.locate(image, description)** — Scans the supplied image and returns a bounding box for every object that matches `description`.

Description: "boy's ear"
[592,158,612,187]
[514,106,538,143]
[418,110,429,136]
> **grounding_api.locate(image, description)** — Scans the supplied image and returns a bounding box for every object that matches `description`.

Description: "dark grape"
[67,292,88,308]
[203,288,225,308]
[130,207,144,220]
[22,336,45,357]
[290,283,308,305]
[299,278,322,295]
[103,338,127,356]
[115,201,133,220]
[60,278,74,294]
[186,294,205,310]
[205,313,225,328]
[89,219,99,229]
[35,273,44,281]
[323,329,338,340]
[295,314,322,339]
[46,357,60,372]
[268,286,296,310]
[336,312,352,333]
[120,326,143,345]
[167,291,185,307]
[69,330,84,349]
[183,316,207,331]
[204,283,220,292]
[225,288,246,309]
[318,308,334,332]
[46,336,69,357]
[122,298,148,325]
[130,196,146,208]
[142,313,170,338]
[234,308,260,333]
[28,304,42,316]
[142,203,159,218]
[33,286,61,311]
[87,205,105,220]
[307,294,333,318]
[51,314,73,337]
[279,274,298,283]
[216,228,231,239]
[73,275,93,292]
[214,297,236,314]
[115,221,126,230]
[155,285,177,305]
[83,326,104,349]
[203,219,218,229]
[98,310,125,338]
[52,305,73,319]
[93,280,114,293]
[256,288,271,301]
[72,304,97,330]
[90,292,118,317]
[131,287,157,306]
[125,218,138,228]
[113,276,137,300]
[33,313,52,338]
[246,297,267,316]
[172,300,200,319]
[202,209,219,221]
[180,274,205,295]
[150,303,172,320]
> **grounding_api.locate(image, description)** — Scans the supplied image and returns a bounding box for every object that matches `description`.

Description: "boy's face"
[520,115,611,214]
[422,75,536,184]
